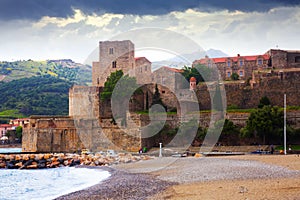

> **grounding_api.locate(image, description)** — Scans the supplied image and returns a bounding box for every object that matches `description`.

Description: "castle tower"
[92,40,135,86]
[190,77,197,90]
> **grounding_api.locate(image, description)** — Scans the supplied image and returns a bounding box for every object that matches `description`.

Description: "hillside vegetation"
[0,59,92,121]
[0,75,74,119]
[0,59,91,85]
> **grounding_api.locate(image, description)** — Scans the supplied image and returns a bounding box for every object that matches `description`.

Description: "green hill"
[0,75,74,119]
[0,59,91,85]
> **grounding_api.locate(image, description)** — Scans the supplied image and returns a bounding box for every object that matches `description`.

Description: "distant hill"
[0,59,92,85]
[206,49,228,58]
[0,75,73,118]
[151,49,228,71]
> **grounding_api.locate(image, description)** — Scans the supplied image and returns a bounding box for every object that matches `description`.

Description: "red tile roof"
[0,124,14,128]
[161,66,183,73]
[135,57,151,63]
[196,54,270,64]
[190,77,197,82]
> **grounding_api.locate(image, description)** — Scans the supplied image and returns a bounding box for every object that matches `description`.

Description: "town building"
[193,49,300,80]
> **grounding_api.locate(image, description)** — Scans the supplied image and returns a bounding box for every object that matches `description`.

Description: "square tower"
[92,40,135,86]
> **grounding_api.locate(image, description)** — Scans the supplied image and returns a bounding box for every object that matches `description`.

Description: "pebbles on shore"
[0,153,154,169]
[55,167,176,200]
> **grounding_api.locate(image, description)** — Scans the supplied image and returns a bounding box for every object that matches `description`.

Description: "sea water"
[0,148,22,153]
[0,167,110,200]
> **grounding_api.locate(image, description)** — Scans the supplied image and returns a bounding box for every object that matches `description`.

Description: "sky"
[0,0,300,63]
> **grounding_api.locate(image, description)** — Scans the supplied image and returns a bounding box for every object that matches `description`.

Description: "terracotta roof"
[0,124,14,128]
[134,57,151,63]
[190,77,197,82]
[196,54,270,64]
[161,66,183,73]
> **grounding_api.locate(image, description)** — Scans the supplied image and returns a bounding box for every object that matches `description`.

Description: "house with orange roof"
[193,49,300,80]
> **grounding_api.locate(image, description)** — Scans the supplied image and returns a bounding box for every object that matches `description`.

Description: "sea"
[0,148,111,200]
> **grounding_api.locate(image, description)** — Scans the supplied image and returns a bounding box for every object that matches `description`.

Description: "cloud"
[0,0,299,21]
[0,6,300,63]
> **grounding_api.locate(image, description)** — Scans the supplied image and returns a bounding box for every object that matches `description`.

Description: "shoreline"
[55,166,176,200]
[55,154,300,200]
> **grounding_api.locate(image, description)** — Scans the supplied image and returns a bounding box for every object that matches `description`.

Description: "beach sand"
[57,154,300,200]
[150,155,300,200]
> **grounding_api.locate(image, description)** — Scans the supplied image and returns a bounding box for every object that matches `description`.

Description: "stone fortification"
[21,39,300,153]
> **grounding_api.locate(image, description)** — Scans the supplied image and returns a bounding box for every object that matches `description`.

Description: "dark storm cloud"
[0,0,299,21]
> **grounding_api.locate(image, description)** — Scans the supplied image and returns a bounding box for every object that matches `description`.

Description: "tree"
[100,70,124,100]
[181,64,215,88]
[258,96,271,108]
[241,106,283,144]
[101,70,140,125]
[231,72,239,81]
[16,126,22,142]
[219,119,241,145]
[152,84,164,107]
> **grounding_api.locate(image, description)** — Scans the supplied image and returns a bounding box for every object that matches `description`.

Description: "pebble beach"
[54,154,300,199]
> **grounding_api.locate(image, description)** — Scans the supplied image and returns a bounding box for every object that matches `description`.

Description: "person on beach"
[270,145,274,154]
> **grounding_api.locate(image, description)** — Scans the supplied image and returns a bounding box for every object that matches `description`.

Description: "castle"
[22,40,300,153]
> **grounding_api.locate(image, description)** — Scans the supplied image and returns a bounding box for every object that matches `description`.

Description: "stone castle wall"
[22,116,80,153]
[69,86,101,119]
[92,40,135,86]
[135,57,152,84]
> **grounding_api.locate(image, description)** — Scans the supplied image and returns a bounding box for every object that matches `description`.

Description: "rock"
[26,164,38,169]
[15,155,21,161]
[7,161,18,169]
[15,162,23,168]
[23,155,29,161]
[0,162,6,168]
[21,160,33,169]
[57,157,64,164]
[194,153,202,158]
[84,160,91,165]
[37,162,46,169]
[70,159,81,167]
[50,161,60,168]
[30,154,36,160]
[63,160,69,166]
[44,154,52,159]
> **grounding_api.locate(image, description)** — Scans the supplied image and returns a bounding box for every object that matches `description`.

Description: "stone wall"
[267,49,300,69]
[92,40,135,87]
[69,86,101,119]
[135,57,152,84]
[22,116,80,153]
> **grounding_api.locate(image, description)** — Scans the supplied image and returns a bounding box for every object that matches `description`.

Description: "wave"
[0,167,110,200]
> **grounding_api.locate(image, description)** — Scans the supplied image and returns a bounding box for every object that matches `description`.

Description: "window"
[227,72,231,77]
[257,59,263,65]
[227,61,231,67]
[140,67,142,73]
[208,61,211,67]
[145,66,147,71]
[112,61,117,68]
[109,48,114,54]
[239,71,244,77]
[295,56,300,63]
[239,60,243,66]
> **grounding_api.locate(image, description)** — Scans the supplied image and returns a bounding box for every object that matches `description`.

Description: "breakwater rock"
[0,153,153,169]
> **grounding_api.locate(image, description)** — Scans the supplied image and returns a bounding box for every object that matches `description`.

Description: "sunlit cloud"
[0,6,300,62]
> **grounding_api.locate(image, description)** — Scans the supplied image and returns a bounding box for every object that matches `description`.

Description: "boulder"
[15,162,23,168]
[0,162,6,168]
[26,164,38,169]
